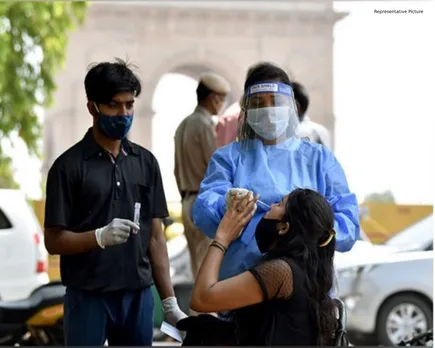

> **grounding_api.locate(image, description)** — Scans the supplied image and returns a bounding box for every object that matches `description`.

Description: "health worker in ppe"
[191,62,360,280]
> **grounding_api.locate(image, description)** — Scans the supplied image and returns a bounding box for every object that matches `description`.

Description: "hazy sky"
[7,1,435,207]
[332,1,433,205]
[153,1,434,205]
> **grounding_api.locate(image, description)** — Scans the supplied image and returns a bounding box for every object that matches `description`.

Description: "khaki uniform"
[174,106,217,277]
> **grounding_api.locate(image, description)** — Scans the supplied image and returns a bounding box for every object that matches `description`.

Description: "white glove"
[162,296,188,327]
[225,188,256,237]
[95,218,140,249]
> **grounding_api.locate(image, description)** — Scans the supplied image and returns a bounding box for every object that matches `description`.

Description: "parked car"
[0,190,49,301]
[336,250,433,346]
[334,228,397,270]
[383,214,433,252]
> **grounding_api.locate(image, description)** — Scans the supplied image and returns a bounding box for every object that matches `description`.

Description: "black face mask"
[255,218,282,254]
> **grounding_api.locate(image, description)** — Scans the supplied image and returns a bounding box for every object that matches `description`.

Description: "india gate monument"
[42,1,346,199]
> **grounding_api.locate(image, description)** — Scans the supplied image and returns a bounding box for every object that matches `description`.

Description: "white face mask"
[247,106,295,141]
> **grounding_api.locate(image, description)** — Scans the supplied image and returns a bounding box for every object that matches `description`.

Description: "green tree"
[0,154,19,188]
[0,2,87,188]
[364,190,396,203]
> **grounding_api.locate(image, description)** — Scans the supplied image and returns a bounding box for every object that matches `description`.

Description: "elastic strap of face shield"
[241,81,295,113]
[244,81,294,99]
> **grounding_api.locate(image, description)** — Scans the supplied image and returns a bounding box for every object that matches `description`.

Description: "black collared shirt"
[44,128,168,292]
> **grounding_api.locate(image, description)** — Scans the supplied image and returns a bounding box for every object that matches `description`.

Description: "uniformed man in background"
[215,66,255,148]
[174,72,231,278]
[215,97,242,148]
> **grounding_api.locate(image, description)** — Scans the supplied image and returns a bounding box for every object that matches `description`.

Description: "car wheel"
[376,294,433,345]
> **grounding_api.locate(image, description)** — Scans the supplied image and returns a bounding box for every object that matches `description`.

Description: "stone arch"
[43,1,342,177]
[144,48,245,111]
[129,49,245,151]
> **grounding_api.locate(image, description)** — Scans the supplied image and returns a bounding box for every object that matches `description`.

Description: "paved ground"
[153,341,181,346]
[104,339,180,346]
[152,332,373,346]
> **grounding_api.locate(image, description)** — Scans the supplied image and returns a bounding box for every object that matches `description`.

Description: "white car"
[336,250,433,345]
[334,229,398,271]
[384,214,433,252]
[0,189,49,301]
[335,215,433,271]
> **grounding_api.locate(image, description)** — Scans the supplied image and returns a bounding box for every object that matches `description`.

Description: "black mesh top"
[230,257,318,346]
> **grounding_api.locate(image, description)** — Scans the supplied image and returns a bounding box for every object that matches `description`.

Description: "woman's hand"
[226,188,251,210]
[215,193,259,248]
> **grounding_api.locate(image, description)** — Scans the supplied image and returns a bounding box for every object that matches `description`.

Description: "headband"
[245,81,294,97]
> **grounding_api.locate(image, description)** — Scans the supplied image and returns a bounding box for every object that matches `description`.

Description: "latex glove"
[95,218,140,249]
[162,297,188,327]
[226,188,256,237]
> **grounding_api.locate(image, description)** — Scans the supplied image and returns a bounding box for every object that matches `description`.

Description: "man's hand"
[162,297,188,326]
[95,218,140,249]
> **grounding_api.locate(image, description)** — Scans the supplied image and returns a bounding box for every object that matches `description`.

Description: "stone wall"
[42,1,345,177]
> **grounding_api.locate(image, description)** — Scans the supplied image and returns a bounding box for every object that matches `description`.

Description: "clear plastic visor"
[240,82,300,142]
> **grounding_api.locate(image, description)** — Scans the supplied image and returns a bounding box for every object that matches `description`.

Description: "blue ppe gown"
[192,138,360,280]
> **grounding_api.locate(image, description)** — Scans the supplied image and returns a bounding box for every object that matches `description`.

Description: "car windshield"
[385,215,433,247]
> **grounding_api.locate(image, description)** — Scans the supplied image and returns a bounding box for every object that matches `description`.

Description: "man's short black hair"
[291,81,310,120]
[196,82,213,103]
[84,58,142,103]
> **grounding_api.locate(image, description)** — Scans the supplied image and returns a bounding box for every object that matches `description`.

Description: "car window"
[0,208,12,229]
[385,215,433,247]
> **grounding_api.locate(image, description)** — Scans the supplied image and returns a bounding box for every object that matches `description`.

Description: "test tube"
[133,202,141,234]
[257,200,271,210]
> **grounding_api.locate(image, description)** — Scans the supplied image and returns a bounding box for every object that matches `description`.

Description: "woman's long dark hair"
[266,188,337,345]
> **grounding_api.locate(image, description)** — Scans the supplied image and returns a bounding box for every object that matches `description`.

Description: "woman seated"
[192,62,359,283]
[190,188,338,346]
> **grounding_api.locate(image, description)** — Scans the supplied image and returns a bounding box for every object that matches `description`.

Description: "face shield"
[238,82,300,143]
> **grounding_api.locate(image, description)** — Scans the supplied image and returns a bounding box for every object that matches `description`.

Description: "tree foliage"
[364,190,396,203]
[0,154,19,189]
[0,2,87,188]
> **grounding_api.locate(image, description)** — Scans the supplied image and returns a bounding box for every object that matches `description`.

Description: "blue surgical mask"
[94,104,133,140]
[247,106,294,141]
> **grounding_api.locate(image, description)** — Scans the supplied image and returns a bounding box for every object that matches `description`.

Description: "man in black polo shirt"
[44,59,187,346]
